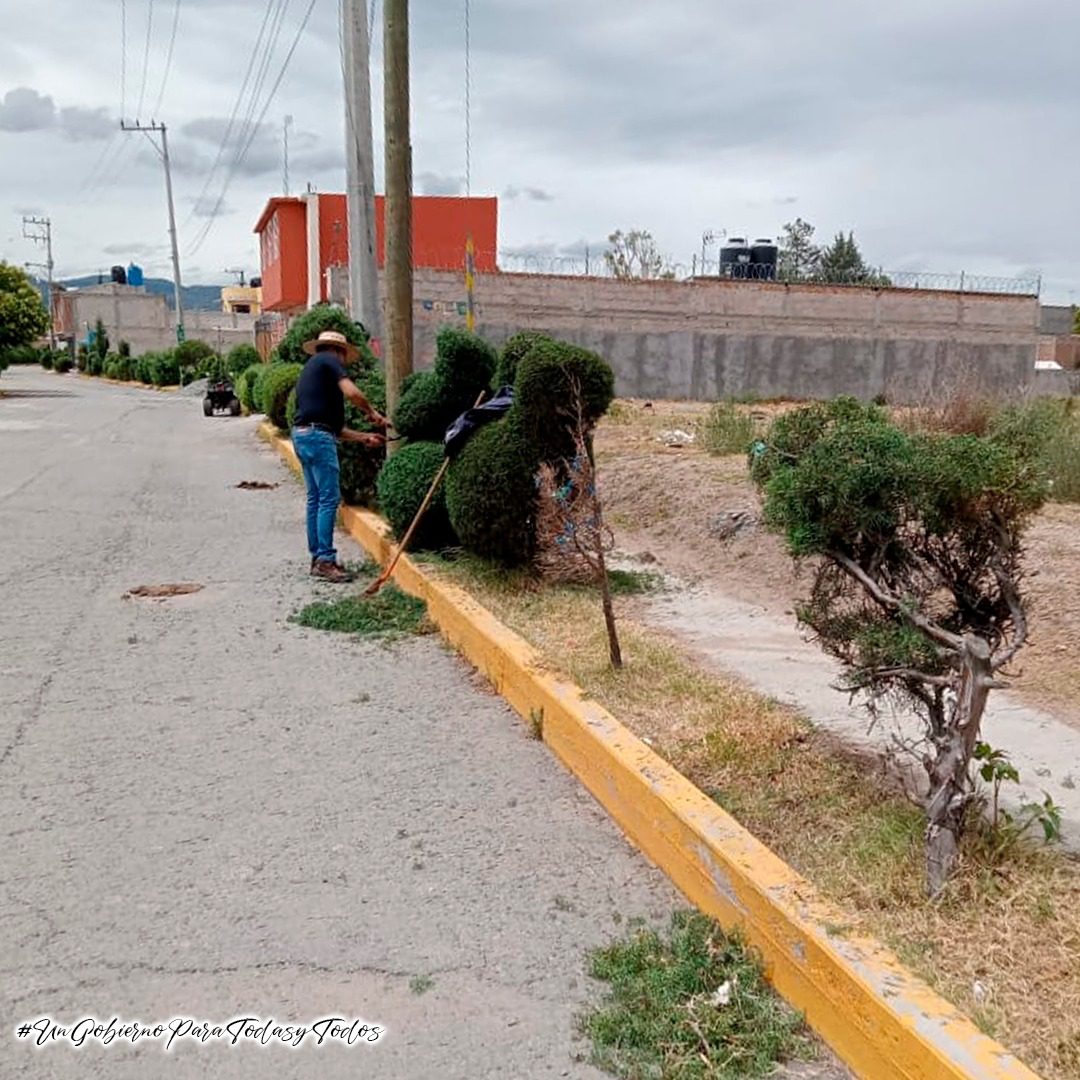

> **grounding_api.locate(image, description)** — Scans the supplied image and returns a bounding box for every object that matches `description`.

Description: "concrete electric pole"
[343,0,382,349]
[22,215,56,352]
[121,120,185,343]
[383,0,413,453]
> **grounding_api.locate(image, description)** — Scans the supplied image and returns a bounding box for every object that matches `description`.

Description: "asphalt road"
[0,368,683,1079]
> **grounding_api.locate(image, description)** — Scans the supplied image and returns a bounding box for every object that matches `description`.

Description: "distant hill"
[55,276,226,312]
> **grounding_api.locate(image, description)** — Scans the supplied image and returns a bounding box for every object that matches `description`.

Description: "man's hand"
[339,428,386,448]
[367,410,389,430]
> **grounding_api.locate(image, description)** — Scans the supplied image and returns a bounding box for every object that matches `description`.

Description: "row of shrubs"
[0,344,73,373]
[75,340,264,388]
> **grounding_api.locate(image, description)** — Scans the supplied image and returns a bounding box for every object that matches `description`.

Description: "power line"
[120,0,128,119]
[187,0,319,256]
[179,0,282,230]
[152,0,182,116]
[135,0,156,119]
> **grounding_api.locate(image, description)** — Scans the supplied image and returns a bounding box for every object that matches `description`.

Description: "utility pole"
[383,0,412,453]
[343,0,382,348]
[22,215,56,352]
[121,120,185,343]
[283,114,292,195]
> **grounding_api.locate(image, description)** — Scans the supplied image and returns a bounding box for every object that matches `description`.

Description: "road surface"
[0,369,685,1079]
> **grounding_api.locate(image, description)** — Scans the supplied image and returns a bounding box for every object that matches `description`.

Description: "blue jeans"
[292,427,340,564]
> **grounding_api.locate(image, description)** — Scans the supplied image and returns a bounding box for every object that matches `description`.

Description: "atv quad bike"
[203,376,242,417]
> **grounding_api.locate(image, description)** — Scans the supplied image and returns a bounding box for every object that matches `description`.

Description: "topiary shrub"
[39,347,54,370]
[174,339,217,372]
[76,343,89,372]
[263,363,303,432]
[251,362,279,413]
[393,327,496,441]
[445,336,615,567]
[134,353,155,384]
[274,304,377,370]
[237,363,263,411]
[54,353,73,373]
[227,342,261,376]
[339,366,387,506]
[446,417,538,565]
[376,440,456,550]
[285,387,298,430]
[513,338,615,463]
[494,330,552,389]
[148,350,180,386]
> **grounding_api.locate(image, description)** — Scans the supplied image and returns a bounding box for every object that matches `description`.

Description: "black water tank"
[720,237,751,279]
[110,265,127,285]
[250,276,262,288]
[751,238,778,281]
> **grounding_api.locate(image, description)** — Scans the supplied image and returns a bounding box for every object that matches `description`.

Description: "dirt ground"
[596,399,1080,731]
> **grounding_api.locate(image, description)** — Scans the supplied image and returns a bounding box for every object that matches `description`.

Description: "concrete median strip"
[260,421,1041,1080]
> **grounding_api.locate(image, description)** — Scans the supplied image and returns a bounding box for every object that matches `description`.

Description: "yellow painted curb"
[261,422,1041,1080]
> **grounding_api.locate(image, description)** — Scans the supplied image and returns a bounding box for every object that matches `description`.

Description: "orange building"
[254,193,498,315]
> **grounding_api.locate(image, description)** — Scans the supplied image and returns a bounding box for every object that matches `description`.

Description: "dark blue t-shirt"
[294,350,348,434]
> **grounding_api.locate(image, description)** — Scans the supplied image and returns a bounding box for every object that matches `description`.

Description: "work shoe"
[312,560,353,583]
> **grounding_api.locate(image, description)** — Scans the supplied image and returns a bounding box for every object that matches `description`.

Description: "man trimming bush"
[292,330,388,583]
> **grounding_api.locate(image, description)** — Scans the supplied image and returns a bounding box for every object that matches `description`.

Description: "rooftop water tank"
[127,263,144,287]
[110,265,127,285]
[720,238,751,279]
[750,238,778,281]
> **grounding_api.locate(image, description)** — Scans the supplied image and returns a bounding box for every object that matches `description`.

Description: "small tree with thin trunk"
[535,381,622,668]
[604,229,674,281]
[751,398,1046,896]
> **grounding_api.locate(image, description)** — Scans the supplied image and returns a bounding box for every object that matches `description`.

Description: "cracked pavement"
[1,369,683,1079]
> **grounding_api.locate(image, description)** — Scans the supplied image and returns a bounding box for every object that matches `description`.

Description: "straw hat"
[302,330,359,362]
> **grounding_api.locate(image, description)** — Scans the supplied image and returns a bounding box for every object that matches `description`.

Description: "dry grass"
[426,556,1080,1078]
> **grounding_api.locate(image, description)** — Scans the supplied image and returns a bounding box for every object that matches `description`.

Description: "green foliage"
[816,231,890,286]
[146,350,180,386]
[513,338,615,462]
[972,743,1063,860]
[39,347,53,370]
[393,327,496,441]
[446,336,615,566]
[0,262,50,352]
[263,362,304,432]
[93,317,109,361]
[293,584,428,638]
[580,911,811,1079]
[274,304,376,370]
[285,386,298,429]
[446,417,539,565]
[103,353,134,381]
[226,342,261,376]
[53,353,72,374]
[0,344,43,365]
[76,343,89,372]
[701,401,757,455]
[494,330,552,389]
[990,397,1080,502]
[376,440,455,550]
[251,362,278,414]
[174,339,217,370]
[605,568,663,595]
[754,398,1047,703]
[777,218,821,282]
[237,363,264,411]
[118,340,131,359]
[339,366,387,506]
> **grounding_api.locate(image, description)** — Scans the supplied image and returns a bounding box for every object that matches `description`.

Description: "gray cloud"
[58,106,113,142]
[102,241,167,256]
[190,196,234,218]
[503,186,555,202]
[0,87,55,132]
[417,171,464,196]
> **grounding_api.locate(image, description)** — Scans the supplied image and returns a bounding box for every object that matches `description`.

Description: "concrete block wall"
[409,270,1042,402]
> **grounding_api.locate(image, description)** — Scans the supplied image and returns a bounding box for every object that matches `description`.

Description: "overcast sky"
[1,0,1077,302]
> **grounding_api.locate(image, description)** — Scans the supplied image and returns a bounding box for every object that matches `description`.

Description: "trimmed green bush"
[54,353,73,373]
[251,362,278,414]
[446,417,538,565]
[227,342,261,376]
[445,336,615,566]
[513,338,615,462]
[393,327,496,441]
[3,344,43,365]
[39,347,54,370]
[174,339,217,371]
[376,440,455,550]
[263,363,303,432]
[76,344,89,372]
[285,387,298,430]
[274,305,377,370]
[494,330,552,389]
[339,366,387,506]
[237,364,262,411]
[148,351,180,386]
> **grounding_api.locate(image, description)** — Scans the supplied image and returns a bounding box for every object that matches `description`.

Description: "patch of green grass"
[700,402,758,456]
[580,910,813,1080]
[293,586,428,638]
[409,974,434,995]
[606,568,664,596]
